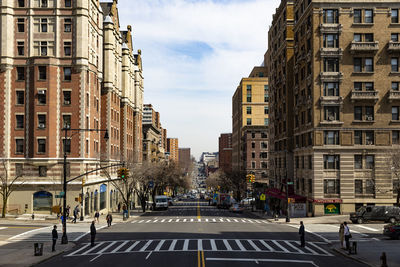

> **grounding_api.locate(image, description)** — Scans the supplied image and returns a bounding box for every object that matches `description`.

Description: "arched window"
[33,191,53,213]
[100,184,107,210]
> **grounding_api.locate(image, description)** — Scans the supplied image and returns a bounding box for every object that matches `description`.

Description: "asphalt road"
[36,200,366,267]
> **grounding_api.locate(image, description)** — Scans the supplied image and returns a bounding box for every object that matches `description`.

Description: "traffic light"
[118,168,129,180]
[246,174,255,183]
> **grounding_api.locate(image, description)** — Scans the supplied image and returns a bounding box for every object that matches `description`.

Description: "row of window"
[324,130,400,145]
[246,118,269,126]
[250,161,268,169]
[16,41,71,57]
[323,82,400,97]
[16,66,71,81]
[251,142,268,149]
[322,154,374,170]
[246,106,269,115]
[250,152,268,159]
[17,18,72,33]
[321,9,399,24]
[246,85,269,103]
[322,56,400,73]
[17,0,72,8]
[322,105,400,122]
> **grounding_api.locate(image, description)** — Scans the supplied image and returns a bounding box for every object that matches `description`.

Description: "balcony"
[388,90,400,102]
[319,96,343,106]
[320,48,343,58]
[350,90,379,102]
[319,24,343,34]
[350,41,379,54]
[319,72,343,83]
[388,41,400,54]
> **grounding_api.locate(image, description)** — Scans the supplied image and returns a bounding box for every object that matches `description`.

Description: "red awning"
[266,188,306,202]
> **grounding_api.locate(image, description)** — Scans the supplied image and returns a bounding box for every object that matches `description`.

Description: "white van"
[154,195,168,210]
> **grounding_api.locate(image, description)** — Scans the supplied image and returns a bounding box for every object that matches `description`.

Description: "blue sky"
[117,0,280,159]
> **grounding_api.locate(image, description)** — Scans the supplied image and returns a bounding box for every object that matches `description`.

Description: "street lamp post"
[61,128,109,245]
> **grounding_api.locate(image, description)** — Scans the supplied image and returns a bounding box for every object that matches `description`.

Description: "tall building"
[142,104,165,162]
[232,66,269,181]
[218,133,232,173]
[269,0,400,216]
[179,148,191,173]
[167,138,179,162]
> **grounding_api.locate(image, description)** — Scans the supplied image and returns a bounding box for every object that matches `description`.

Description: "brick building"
[167,138,179,162]
[218,133,232,173]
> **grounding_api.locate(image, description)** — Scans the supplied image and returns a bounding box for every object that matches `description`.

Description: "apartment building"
[167,138,179,162]
[142,104,165,162]
[0,0,144,215]
[218,133,232,173]
[269,0,400,216]
[232,66,269,182]
[179,148,191,173]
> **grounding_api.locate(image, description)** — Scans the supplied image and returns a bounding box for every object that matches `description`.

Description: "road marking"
[111,241,128,253]
[137,220,144,223]
[235,240,246,251]
[226,219,231,222]
[198,218,201,222]
[259,240,274,252]
[241,219,246,222]
[307,242,333,256]
[356,225,380,232]
[176,219,180,222]
[168,219,172,222]
[272,240,289,252]
[74,225,107,242]
[161,219,165,223]
[153,219,158,223]
[284,241,304,254]
[205,219,209,222]
[89,254,102,262]
[201,250,205,267]
[205,258,319,267]
[0,227,7,230]
[233,219,238,222]
[197,200,201,219]
[98,241,116,254]
[219,218,224,222]
[66,244,90,256]
[82,243,102,255]
[183,239,189,251]
[145,251,153,260]
[223,239,232,251]
[145,220,152,223]
[210,239,217,251]
[191,219,194,222]
[140,240,153,251]
[295,241,318,255]
[8,226,51,240]
[183,219,187,222]
[169,240,177,251]
[125,241,140,252]
[154,240,165,251]
[212,219,216,222]
[198,239,203,251]
[248,240,261,251]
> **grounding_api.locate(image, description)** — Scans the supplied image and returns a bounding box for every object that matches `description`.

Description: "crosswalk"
[66,238,333,257]
[131,218,269,224]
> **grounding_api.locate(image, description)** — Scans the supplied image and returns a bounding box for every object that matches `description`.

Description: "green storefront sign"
[324,203,340,214]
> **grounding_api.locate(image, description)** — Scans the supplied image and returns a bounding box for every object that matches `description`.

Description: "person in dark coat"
[106,213,113,227]
[52,225,58,252]
[118,202,121,213]
[299,221,305,247]
[72,207,78,223]
[90,221,96,247]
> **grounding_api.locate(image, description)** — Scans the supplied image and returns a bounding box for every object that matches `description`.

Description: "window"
[246,86,251,102]
[251,133,255,138]
[392,33,399,42]
[37,90,46,104]
[64,18,72,32]
[38,66,46,80]
[365,82,374,91]
[364,33,374,42]
[392,106,399,120]
[64,67,72,81]
[323,9,338,23]
[261,142,267,149]
[65,0,72,7]
[40,0,48,7]
[324,131,339,145]
[365,58,373,72]
[38,114,46,128]
[246,106,251,114]
[64,42,71,56]
[392,82,399,91]
[324,106,339,121]
[63,139,71,153]
[392,9,399,23]
[365,131,374,145]
[392,58,399,72]
[324,179,340,194]
[16,91,24,105]
[16,115,24,129]
[18,0,25,7]
[63,91,71,105]
[354,58,362,72]
[246,118,251,125]
[15,139,24,154]
[354,9,362,23]
[17,18,24,32]
[354,155,362,169]
[264,85,269,91]
[308,179,313,193]
[366,180,374,194]
[17,41,24,56]
[39,41,47,56]
[251,152,255,159]
[323,155,340,169]
[264,106,269,114]
[393,130,400,144]
[261,132,267,138]
[323,58,339,72]
[324,82,339,96]
[354,130,362,145]
[17,67,25,80]
[366,155,374,169]
[355,180,363,194]
[354,33,362,42]
[15,163,23,177]
[354,82,362,91]
[264,118,269,126]
[40,18,48,32]
[323,34,339,48]
[354,106,362,120]
[251,162,256,168]
[251,142,255,149]
[365,106,374,120]
[365,9,373,23]
[37,139,46,153]
[63,115,71,129]
[38,166,47,177]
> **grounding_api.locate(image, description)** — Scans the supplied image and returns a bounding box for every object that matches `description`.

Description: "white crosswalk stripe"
[66,238,333,257]
[131,217,269,224]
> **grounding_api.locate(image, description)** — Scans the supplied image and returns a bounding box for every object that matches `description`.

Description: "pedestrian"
[118,202,121,213]
[299,221,305,247]
[94,210,100,223]
[72,208,77,223]
[339,223,345,249]
[343,221,352,251]
[90,221,96,247]
[106,213,113,227]
[66,205,70,219]
[51,225,58,252]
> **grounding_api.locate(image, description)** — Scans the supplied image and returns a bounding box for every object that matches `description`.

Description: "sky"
[117,0,280,159]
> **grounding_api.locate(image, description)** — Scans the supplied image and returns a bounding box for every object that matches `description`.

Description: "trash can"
[34,243,43,256]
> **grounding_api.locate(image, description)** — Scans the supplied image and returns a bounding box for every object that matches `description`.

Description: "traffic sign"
[287,182,294,185]
[260,194,266,201]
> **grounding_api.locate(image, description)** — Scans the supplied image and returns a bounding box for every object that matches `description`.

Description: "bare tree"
[205,170,224,190]
[0,159,23,218]
[219,170,247,201]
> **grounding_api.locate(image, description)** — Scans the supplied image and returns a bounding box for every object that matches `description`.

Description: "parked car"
[350,206,400,224]
[240,197,255,205]
[383,223,400,239]
[153,195,168,210]
[230,203,244,213]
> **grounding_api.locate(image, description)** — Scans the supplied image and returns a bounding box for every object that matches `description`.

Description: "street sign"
[260,194,266,201]
[55,195,63,198]
[287,182,294,185]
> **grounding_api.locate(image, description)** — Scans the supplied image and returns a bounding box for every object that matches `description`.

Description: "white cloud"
[117,0,280,159]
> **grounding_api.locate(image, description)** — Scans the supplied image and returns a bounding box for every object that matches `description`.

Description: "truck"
[216,193,232,209]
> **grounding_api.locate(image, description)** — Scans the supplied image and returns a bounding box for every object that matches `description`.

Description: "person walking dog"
[339,223,345,249]
[344,221,352,251]
[299,221,305,247]
[90,221,96,247]
[51,225,58,252]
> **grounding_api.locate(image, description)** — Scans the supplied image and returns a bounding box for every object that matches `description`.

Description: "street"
[35,200,366,267]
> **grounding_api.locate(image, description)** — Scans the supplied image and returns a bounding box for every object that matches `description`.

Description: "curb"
[30,242,77,267]
[332,247,376,267]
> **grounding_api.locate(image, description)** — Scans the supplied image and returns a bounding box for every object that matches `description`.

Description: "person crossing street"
[51,225,58,252]
[299,221,305,247]
[90,221,96,247]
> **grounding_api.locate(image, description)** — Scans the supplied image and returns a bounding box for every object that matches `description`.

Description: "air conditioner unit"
[38,123,45,129]
[366,141,373,145]
[366,116,373,121]
[64,100,71,105]
[38,90,46,95]
[328,116,335,121]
